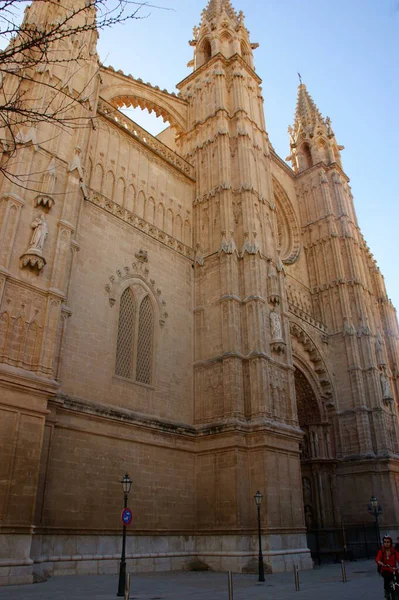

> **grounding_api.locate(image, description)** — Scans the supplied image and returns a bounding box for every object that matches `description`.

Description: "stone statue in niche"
[343,317,356,336]
[304,505,314,530]
[28,214,48,252]
[375,333,386,366]
[20,213,49,272]
[270,311,283,341]
[380,367,393,400]
[268,261,280,305]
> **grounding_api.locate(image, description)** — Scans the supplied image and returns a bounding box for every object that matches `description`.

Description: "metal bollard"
[228,570,233,600]
[341,560,347,583]
[294,564,300,591]
[124,572,130,600]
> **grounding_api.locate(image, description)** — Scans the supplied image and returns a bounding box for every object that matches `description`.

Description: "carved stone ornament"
[35,194,55,210]
[270,340,286,355]
[218,231,237,256]
[20,213,49,272]
[195,244,204,266]
[135,249,148,262]
[241,232,259,257]
[104,262,168,327]
[20,250,46,271]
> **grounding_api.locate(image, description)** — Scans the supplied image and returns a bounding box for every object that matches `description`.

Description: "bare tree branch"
[0,0,168,185]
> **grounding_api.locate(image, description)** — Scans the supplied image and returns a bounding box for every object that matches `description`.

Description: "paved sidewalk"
[0,559,384,599]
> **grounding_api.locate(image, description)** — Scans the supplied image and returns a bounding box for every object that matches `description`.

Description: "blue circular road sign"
[121,507,132,526]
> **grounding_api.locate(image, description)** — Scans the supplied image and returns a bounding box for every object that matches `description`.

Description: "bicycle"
[380,564,399,600]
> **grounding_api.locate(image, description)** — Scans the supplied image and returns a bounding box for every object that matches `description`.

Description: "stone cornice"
[176,53,262,89]
[86,190,194,262]
[0,270,66,301]
[53,393,303,443]
[270,148,294,177]
[295,160,350,183]
[0,362,59,397]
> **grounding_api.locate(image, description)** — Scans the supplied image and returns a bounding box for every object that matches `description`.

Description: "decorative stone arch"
[104,258,168,328]
[272,177,301,265]
[99,66,188,134]
[219,30,233,58]
[315,136,330,164]
[106,259,169,389]
[293,356,327,426]
[292,340,337,530]
[240,39,252,67]
[290,321,334,405]
[196,37,212,68]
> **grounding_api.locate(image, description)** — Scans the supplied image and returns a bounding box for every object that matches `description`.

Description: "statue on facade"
[343,317,356,336]
[375,332,386,366]
[270,311,283,340]
[380,367,393,400]
[20,213,49,272]
[28,214,48,252]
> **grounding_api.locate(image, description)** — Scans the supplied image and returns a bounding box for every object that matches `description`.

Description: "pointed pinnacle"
[294,82,324,130]
[203,0,239,23]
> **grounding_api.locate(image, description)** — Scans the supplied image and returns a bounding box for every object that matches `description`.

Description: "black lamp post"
[117,473,132,597]
[367,495,382,551]
[254,491,265,582]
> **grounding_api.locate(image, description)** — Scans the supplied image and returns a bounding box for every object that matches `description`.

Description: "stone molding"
[98,99,195,180]
[88,191,194,261]
[272,177,301,265]
[290,321,333,403]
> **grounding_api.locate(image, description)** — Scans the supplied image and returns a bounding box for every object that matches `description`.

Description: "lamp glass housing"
[121,473,132,495]
[254,491,263,507]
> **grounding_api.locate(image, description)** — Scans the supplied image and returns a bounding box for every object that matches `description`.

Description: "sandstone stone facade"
[1,0,399,586]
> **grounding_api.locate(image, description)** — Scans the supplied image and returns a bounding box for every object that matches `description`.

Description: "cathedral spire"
[287,81,344,173]
[202,0,240,24]
[190,1,256,71]
[294,83,324,134]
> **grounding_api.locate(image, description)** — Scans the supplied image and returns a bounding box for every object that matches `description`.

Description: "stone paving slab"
[0,559,384,599]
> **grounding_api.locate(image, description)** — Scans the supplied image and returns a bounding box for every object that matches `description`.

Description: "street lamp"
[117,473,132,597]
[254,491,265,582]
[367,495,382,551]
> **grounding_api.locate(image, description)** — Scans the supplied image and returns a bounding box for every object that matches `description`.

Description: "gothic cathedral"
[1,0,398,586]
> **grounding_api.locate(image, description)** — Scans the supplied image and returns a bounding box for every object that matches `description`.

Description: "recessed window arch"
[115,284,155,385]
[197,38,212,68]
[301,143,312,170]
[240,40,252,67]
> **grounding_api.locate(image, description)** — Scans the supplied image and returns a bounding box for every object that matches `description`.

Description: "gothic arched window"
[136,296,154,385]
[115,287,136,379]
[115,286,154,385]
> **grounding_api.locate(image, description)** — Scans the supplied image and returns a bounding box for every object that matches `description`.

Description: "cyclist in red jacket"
[376,535,398,599]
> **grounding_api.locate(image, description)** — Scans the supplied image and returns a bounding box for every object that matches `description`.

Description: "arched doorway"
[294,367,338,530]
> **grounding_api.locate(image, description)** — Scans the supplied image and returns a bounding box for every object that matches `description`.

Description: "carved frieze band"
[0,279,61,375]
[88,191,194,261]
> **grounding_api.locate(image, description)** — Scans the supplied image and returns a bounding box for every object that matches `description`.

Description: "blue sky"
[100,0,398,309]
